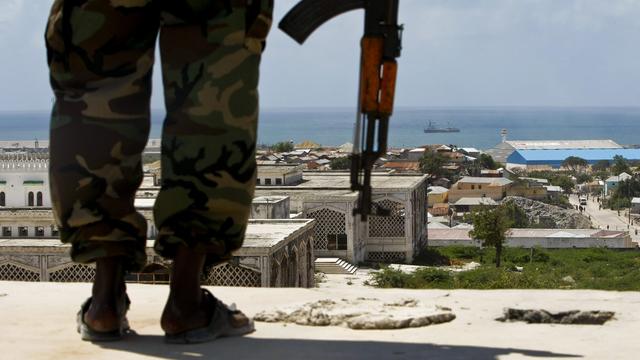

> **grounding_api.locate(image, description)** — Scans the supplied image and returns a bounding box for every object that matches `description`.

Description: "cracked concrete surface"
[2,282,640,359]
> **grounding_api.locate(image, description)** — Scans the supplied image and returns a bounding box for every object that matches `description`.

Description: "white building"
[255,172,429,264]
[257,164,304,186]
[0,156,316,287]
[0,154,50,208]
[428,228,635,249]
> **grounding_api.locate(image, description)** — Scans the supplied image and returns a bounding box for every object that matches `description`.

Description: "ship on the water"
[424,121,460,133]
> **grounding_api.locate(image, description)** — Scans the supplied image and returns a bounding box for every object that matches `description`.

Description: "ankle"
[92,257,127,303]
[169,246,206,292]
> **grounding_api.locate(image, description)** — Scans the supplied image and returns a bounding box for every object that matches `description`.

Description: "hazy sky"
[0,0,639,111]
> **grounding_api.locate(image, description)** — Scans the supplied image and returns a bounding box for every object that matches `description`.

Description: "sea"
[1,107,639,150]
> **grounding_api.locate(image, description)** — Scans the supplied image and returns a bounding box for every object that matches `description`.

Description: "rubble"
[497,308,615,325]
[254,298,456,330]
[505,197,592,229]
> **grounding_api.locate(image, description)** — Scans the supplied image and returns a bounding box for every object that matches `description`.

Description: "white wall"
[0,161,50,208]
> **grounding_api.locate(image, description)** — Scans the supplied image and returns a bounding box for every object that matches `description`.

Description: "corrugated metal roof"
[382,161,420,170]
[505,140,621,150]
[457,177,513,186]
[509,149,640,163]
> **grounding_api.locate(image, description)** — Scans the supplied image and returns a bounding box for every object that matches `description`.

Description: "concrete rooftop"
[1,281,638,359]
[259,173,427,190]
[0,219,315,255]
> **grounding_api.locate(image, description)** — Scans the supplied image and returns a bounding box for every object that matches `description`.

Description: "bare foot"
[160,245,210,334]
[161,290,213,334]
[83,257,127,332]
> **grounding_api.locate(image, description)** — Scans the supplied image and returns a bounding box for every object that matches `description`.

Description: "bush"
[371,267,411,288]
[441,246,481,260]
[329,156,351,170]
[371,247,640,290]
[532,248,550,263]
[413,248,451,266]
[414,268,452,284]
[581,249,609,263]
[271,141,294,153]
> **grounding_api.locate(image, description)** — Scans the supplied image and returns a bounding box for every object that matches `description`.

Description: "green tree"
[561,156,588,173]
[330,156,351,170]
[419,151,447,178]
[478,153,499,170]
[612,155,630,175]
[552,175,575,193]
[271,141,294,153]
[575,173,593,184]
[591,160,610,173]
[468,205,510,267]
[501,200,529,228]
[609,177,640,209]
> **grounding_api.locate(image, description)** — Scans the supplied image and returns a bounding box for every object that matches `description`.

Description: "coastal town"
[1,133,639,286]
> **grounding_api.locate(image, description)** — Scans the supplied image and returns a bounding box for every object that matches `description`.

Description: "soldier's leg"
[46,0,159,333]
[153,0,272,335]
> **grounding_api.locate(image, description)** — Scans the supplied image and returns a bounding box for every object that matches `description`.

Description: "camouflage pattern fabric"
[46,0,273,271]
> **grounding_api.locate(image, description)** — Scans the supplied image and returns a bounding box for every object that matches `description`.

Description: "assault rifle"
[279,0,403,221]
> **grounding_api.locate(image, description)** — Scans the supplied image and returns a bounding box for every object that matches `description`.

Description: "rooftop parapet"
[0,153,49,172]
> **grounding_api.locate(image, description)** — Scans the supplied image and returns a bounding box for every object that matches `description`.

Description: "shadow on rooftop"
[98,334,582,360]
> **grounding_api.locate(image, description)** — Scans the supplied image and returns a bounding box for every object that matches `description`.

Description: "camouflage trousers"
[46,0,272,271]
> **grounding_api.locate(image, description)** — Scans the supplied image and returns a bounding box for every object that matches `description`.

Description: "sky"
[0,0,639,111]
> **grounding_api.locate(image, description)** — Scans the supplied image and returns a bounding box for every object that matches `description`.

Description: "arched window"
[28,192,34,206]
[36,192,43,206]
[0,192,5,206]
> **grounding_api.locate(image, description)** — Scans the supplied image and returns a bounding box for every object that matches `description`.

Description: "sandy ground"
[1,281,639,360]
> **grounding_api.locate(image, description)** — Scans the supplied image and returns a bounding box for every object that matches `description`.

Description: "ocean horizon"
[1,106,639,150]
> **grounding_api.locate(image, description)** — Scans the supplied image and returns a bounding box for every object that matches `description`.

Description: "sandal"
[165,289,255,344]
[76,295,131,341]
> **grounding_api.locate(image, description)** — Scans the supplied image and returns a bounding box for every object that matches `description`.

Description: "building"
[0,154,50,208]
[545,185,563,198]
[579,180,604,195]
[251,196,291,219]
[255,172,428,264]
[380,160,420,173]
[605,173,632,195]
[460,147,481,157]
[0,156,316,288]
[507,149,640,171]
[632,198,640,215]
[480,169,503,177]
[256,164,304,186]
[452,197,498,213]
[131,169,429,264]
[486,139,622,164]
[428,228,635,249]
[427,186,449,207]
[429,203,450,217]
[506,178,548,200]
[448,177,513,203]
[0,219,316,288]
[407,148,426,161]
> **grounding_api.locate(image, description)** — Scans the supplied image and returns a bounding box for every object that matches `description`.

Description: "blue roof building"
[507,149,640,169]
